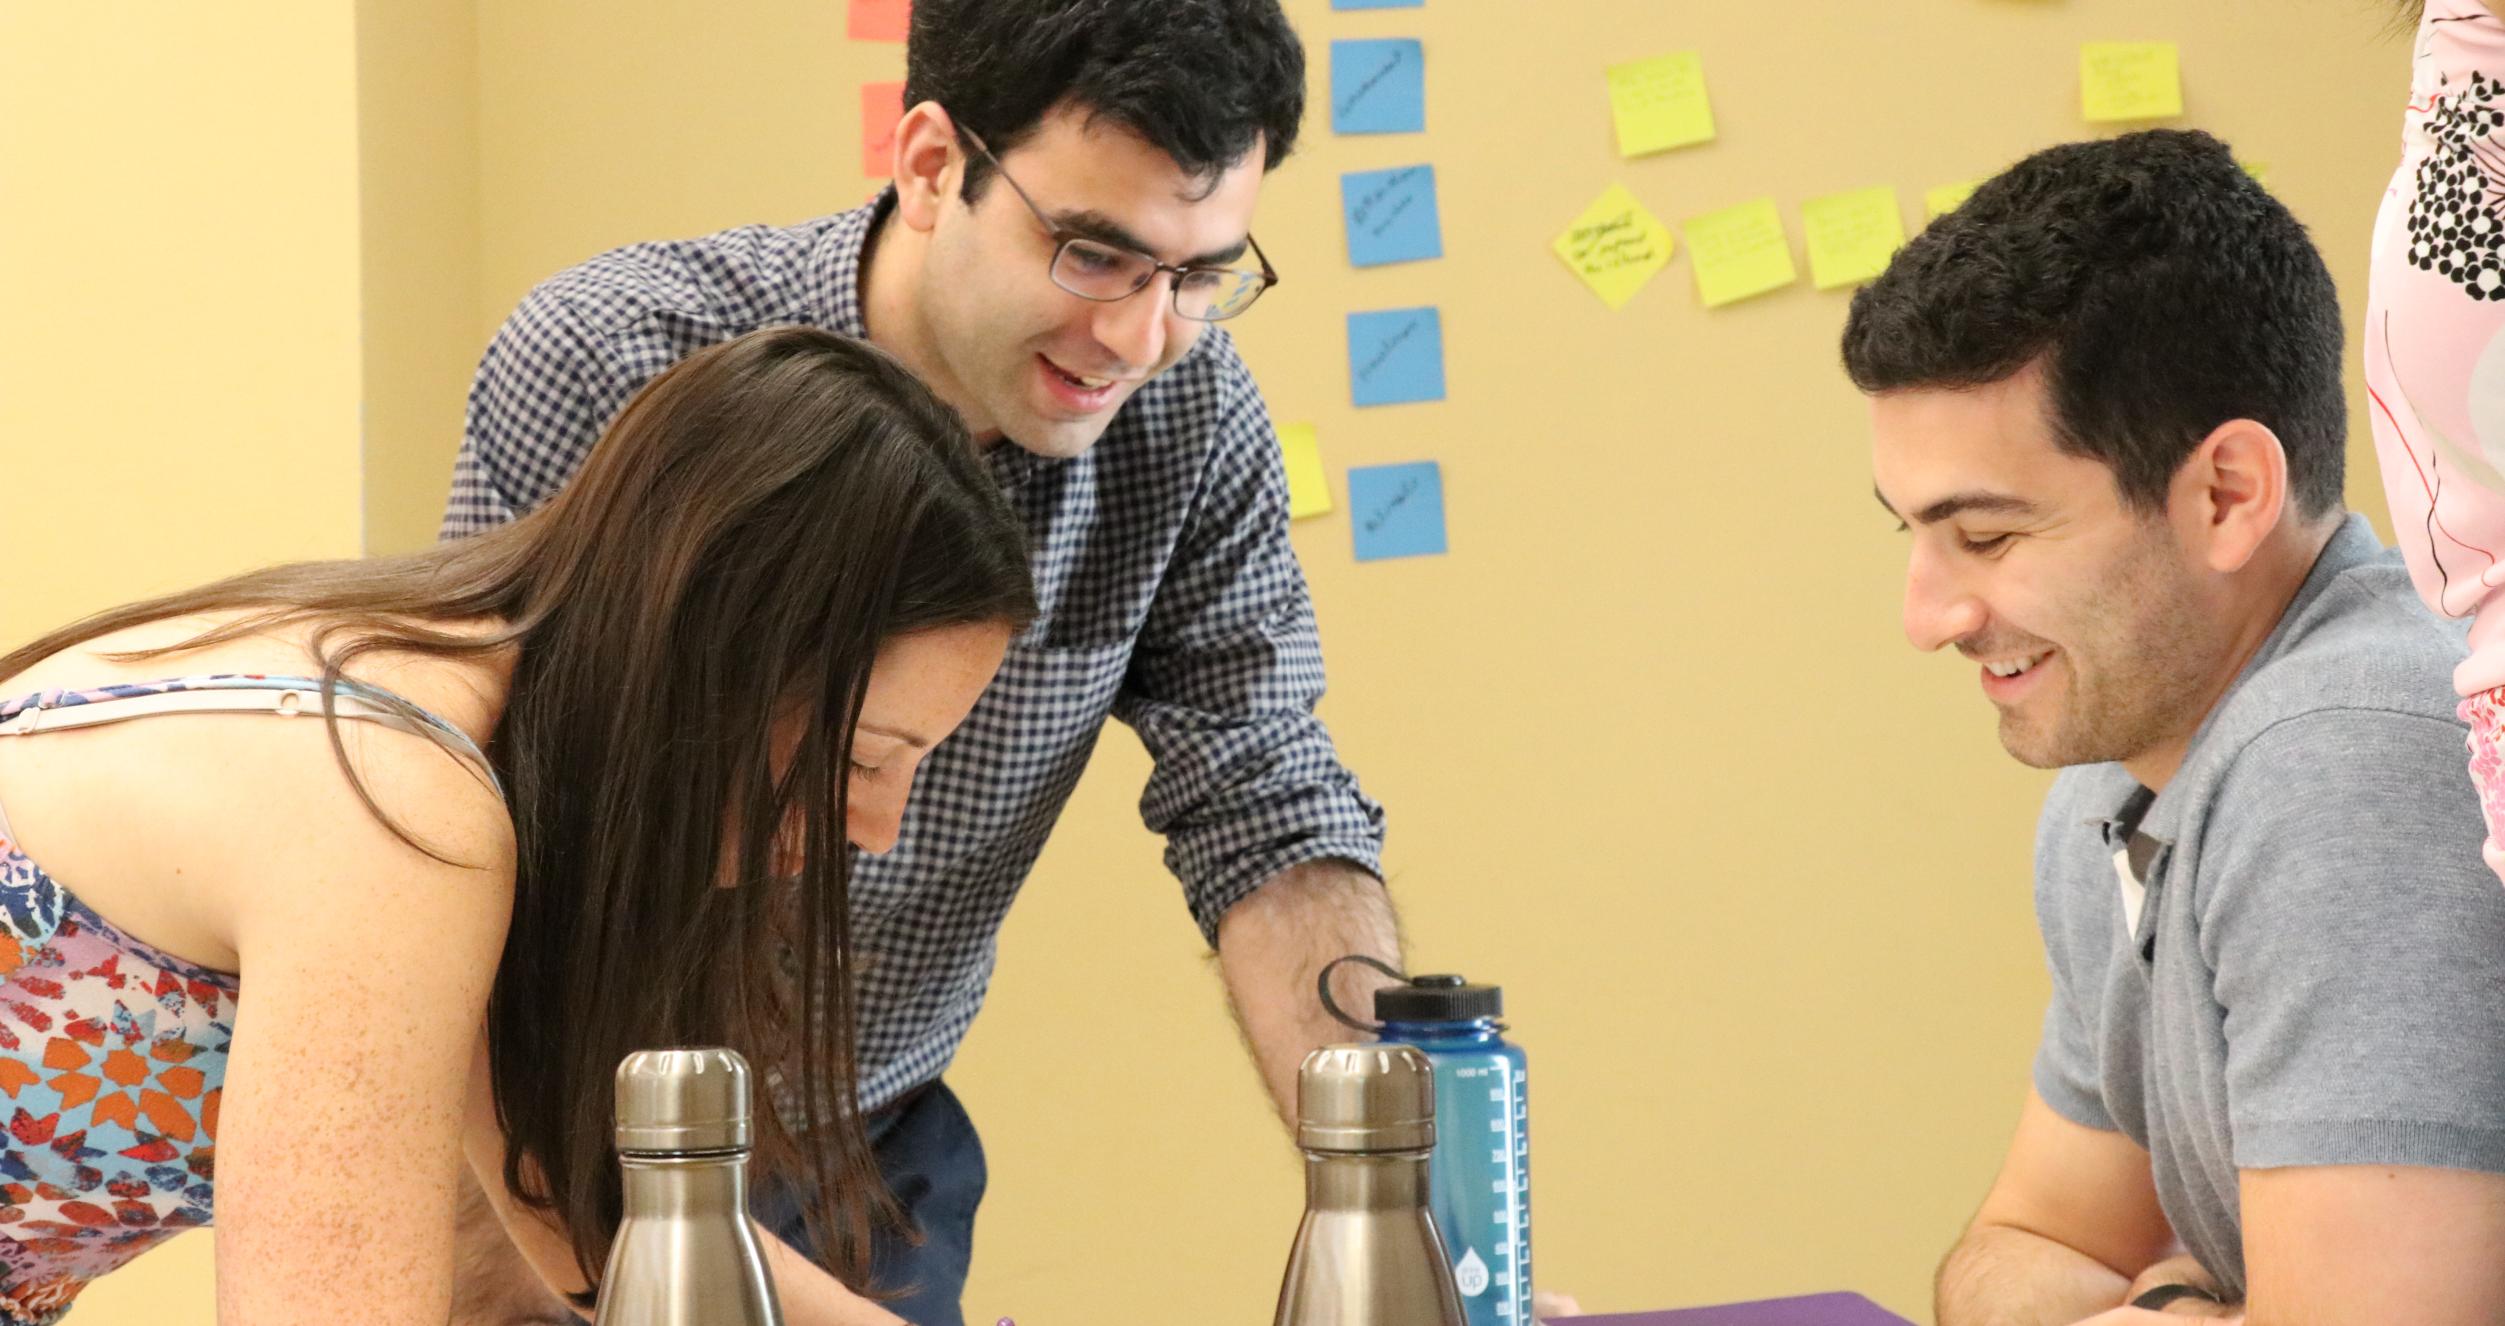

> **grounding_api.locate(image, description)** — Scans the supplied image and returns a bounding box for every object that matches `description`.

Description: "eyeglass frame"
[955,125,1279,322]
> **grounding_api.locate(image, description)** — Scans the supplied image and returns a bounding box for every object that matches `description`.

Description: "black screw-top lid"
[1373,972,1502,1022]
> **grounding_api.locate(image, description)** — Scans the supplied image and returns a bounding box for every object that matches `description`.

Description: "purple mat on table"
[1554,1292,1914,1325]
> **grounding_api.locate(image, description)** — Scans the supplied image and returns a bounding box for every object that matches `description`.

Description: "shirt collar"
[810,187,892,341]
[815,187,1054,490]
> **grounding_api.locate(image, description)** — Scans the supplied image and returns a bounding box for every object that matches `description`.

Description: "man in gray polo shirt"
[1850,130,2505,1323]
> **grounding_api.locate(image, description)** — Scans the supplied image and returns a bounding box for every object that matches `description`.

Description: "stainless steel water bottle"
[594,1047,783,1326]
[1273,1043,1467,1326]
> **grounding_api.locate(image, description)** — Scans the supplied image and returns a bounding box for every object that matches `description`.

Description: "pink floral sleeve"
[2367,0,2505,881]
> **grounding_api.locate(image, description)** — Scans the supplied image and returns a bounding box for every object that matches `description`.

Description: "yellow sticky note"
[2242,159,2270,185]
[1924,180,1981,220]
[1606,52,1715,157]
[1801,187,1906,291]
[1683,198,1797,308]
[1552,184,1676,310]
[2081,42,2182,122]
[1278,423,1332,520]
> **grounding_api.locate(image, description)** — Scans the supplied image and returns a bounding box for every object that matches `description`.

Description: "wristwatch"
[2129,1283,2225,1312]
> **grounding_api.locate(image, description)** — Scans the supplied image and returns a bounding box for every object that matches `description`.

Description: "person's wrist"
[2129,1282,2226,1315]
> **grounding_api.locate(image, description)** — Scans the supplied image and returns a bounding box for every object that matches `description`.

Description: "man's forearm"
[1938,1224,2135,1326]
[1215,859,1404,1125]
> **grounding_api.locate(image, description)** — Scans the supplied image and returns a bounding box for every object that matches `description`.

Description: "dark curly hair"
[1841,129,2348,519]
[904,0,1306,201]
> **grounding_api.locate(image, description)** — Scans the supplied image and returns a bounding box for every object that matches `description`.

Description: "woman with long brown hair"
[0,325,1034,1324]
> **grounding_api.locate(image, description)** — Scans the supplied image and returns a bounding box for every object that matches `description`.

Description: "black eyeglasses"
[959,127,1278,322]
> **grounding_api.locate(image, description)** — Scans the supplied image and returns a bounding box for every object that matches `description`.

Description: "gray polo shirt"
[2033,515,2505,1299]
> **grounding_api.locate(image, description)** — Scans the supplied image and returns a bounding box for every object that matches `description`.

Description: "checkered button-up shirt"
[442,193,1387,1110]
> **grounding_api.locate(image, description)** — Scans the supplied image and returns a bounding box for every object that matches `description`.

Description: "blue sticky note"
[1346,307,1445,407]
[1349,462,1448,562]
[1331,39,1425,134]
[1340,165,1442,267]
[1333,0,1420,9]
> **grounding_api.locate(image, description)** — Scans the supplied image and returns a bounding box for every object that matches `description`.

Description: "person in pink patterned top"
[2370,0,2505,879]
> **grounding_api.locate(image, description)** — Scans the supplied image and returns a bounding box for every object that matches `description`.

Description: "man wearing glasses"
[440,2,1401,1324]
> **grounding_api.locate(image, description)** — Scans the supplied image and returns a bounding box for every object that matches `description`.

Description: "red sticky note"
[861,81,906,179]
[848,0,909,42]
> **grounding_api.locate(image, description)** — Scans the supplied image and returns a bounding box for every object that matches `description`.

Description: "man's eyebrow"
[860,723,931,750]
[1873,486,2040,526]
[1050,208,1250,268]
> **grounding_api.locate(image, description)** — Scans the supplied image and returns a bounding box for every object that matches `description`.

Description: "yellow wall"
[0,1,2413,1321]
[359,0,481,557]
[0,3,366,643]
[0,3,366,1320]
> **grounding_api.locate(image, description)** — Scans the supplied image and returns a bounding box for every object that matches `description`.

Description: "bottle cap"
[1295,1042,1437,1154]
[1373,972,1503,1023]
[613,1046,753,1154]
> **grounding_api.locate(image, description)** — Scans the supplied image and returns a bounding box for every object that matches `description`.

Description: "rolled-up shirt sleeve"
[1113,371,1387,946]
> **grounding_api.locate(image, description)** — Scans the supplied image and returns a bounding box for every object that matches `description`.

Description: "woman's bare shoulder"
[0,610,516,972]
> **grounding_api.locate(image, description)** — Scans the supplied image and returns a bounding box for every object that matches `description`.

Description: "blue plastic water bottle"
[1323,961,1532,1326]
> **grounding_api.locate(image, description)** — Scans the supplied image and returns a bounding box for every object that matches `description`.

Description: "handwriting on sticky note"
[1340,165,1442,268]
[2081,42,2182,122]
[847,0,909,41]
[1606,52,1715,157]
[1349,462,1447,562]
[1331,38,1425,135]
[1801,187,1905,291]
[1277,424,1333,520]
[1346,307,1446,407]
[1923,180,1981,220]
[860,82,906,178]
[1552,183,1675,310]
[1683,199,1797,308]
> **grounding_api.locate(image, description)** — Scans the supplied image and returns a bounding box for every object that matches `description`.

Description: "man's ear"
[2174,418,2290,575]
[891,102,963,233]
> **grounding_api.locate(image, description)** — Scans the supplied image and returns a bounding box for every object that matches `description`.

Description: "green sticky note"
[1683,198,1796,308]
[2081,42,2182,122]
[1552,183,1676,310]
[1606,52,1715,157]
[1924,180,1981,220]
[1278,423,1333,520]
[1801,186,1906,291]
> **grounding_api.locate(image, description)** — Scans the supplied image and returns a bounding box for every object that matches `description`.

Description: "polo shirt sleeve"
[2202,709,2505,1173]
[2033,784,2124,1133]
[1111,348,1388,947]
[440,284,642,539]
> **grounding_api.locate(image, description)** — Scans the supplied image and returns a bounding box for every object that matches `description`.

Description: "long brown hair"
[0,327,1038,1292]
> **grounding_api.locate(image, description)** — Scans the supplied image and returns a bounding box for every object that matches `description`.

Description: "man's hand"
[1534,1288,1585,1321]
[1214,859,1403,1124]
[2112,1256,2240,1319]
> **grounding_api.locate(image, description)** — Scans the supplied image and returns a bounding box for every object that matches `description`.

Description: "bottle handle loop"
[1317,953,1407,1034]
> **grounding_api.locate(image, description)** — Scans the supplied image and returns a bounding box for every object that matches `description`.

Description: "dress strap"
[0,677,502,798]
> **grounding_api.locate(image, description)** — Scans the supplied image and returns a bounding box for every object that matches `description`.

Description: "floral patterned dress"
[0,675,494,1321]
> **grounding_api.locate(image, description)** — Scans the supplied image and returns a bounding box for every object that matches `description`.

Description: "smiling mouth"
[1981,651,2050,679]
[1042,358,1118,392]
